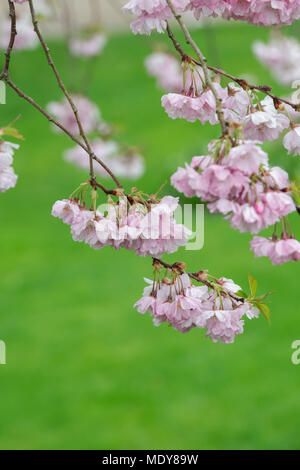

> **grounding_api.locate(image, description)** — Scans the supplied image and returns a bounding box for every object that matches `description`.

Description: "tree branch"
[165,0,228,136]
[153,258,246,304]
[165,13,300,112]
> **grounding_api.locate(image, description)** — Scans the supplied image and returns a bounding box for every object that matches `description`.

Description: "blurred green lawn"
[1,22,300,450]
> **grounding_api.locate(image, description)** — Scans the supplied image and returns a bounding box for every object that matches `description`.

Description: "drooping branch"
[1,0,17,78]
[165,0,228,137]
[1,0,123,190]
[152,258,246,304]
[165,9,300,112]
[27,0,96,182]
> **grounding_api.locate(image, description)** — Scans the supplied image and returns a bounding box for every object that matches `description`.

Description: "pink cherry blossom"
[250,236,300,265]
[283,126,300,156]
[222,83,250,123]
[145,52,182,92]
[243,97,290,142]
[0,141,19,193]
[0,167,18,193]
[161,93,203,122]
[253,36,300,86]
[225,143,268,175]
[123,0,190,35]
[69,34,107,58]
[264,166,290,190]
[135,274,259,341]
[0,12,37,51]
[52,195,191,258]
[47,95,101,135]
[189,0,300,26]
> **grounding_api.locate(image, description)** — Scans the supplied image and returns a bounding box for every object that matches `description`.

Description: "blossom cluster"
[0,141,18,193]
[253,34,300,86]
[250,236,300,265]
[161,72,300,155]
[123,0,190,35]
[123,0,300,35]
[52,195,191,258]
[171,139,300,264]
[134,271,260,343]
[64,139,145,180]
[47,95,146,179]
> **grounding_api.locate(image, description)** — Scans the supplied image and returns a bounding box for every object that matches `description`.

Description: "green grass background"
[0,22,300,450]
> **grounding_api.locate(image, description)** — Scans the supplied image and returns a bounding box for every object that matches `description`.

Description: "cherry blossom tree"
[2,0,300,344]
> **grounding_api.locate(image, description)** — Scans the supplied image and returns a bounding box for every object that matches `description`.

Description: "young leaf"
[256,302,271,324]
[248,274,258,298]
[1,126,24,140]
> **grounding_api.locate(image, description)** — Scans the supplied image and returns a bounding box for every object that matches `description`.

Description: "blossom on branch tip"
[189,0,300,26]
[51,194,191,258]
[123,0,190,35]
[250,236,300,265]
[134,272,260,342]
[283,126,300,156]
[243,97,290,142]
[0,141,19,193]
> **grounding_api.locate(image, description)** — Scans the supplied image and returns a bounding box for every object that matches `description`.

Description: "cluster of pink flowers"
[52,195,191,258]
[251,236,300,265]
[134,273,259,343]
[48,95,146,177]
[145,52,182,92]
[162,81,232,124]
[47,95,101,135]
[64,139,145,180]
[253,35,300,86]
[283,126,300,156]
[123,0,190,35]
[191,0,300,25]
[69,33,107,58]
[161,82,293,138]
[171,142,296,236]
[123,0,300,34]
[0,141,18,193]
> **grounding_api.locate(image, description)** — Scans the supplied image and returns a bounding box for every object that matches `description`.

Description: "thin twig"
[1,0,123,190]
[1,0,17,79]
[165,0,228,136]
[27,0,97,182]
[153,258,245,304]
[166,14,300,112]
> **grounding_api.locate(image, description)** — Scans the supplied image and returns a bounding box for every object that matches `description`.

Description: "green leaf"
[1,126,24,140]
[256,302,271,324]
[248,274,258,298]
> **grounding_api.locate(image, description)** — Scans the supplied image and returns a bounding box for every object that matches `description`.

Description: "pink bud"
[254,201,264,215]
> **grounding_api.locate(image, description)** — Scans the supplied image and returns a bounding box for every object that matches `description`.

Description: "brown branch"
[153,258,246,304]
[166,16,300,112]
[27,0,123,188]
[27,0,97,182]
[1,0,17,79]
[165,0,228,137]
[1,0,123,191]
